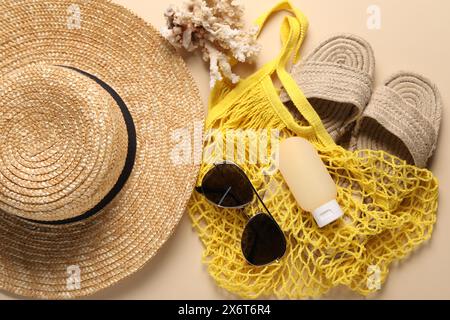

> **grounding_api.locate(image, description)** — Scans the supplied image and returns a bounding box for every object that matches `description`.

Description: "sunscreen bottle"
[279,137,343,228]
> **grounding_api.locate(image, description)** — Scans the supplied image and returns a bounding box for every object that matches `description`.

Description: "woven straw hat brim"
[0,0,204,298]
[351,72,442,168]
[281,34,375,142]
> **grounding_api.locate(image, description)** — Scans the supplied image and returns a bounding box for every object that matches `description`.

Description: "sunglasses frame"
[196,161,286,266]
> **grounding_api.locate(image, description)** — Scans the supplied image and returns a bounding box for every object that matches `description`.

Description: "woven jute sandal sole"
[351,72,442,168]
[281,34,375,142]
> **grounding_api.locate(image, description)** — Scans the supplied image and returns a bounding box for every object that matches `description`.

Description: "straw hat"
[0,0,204,298]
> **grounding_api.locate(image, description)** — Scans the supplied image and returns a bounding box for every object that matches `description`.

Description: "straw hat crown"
[0,64,128,222]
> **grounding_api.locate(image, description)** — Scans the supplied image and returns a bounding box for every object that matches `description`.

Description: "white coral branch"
[161,0,261,88]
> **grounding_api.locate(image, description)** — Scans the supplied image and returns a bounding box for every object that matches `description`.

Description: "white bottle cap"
[312,200,343,228]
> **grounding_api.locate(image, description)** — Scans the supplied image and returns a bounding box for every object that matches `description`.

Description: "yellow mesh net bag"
[188,1,439,299]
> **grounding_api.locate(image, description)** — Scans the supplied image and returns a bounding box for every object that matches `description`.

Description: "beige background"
[1,0,450,300]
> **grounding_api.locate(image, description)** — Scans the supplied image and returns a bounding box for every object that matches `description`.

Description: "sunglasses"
[196,162,286,266]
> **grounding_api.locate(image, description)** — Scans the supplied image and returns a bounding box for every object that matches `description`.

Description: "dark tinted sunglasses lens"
[241,214,286,266]
[201,164,253,208]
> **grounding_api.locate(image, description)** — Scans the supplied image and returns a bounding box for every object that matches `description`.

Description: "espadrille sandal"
[281,34,375,141]
[350,72,443,168]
